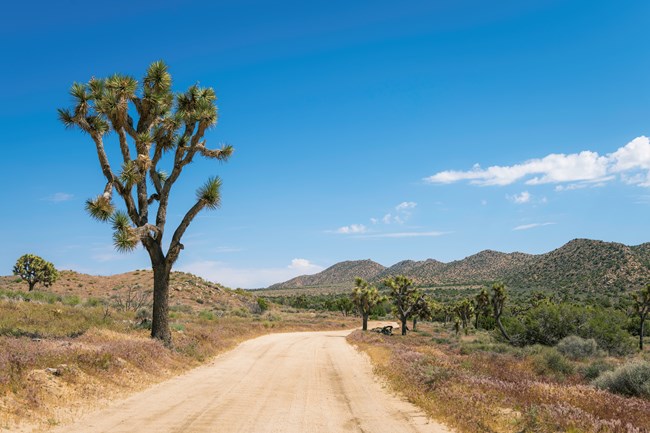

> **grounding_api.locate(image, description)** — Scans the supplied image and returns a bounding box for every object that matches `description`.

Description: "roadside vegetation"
[339,276,650,433]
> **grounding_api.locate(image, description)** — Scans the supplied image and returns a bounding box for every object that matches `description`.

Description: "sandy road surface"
[49,328,451,433]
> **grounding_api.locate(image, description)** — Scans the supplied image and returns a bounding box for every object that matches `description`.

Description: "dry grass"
[0,285,355,431]
[348,322,650,433]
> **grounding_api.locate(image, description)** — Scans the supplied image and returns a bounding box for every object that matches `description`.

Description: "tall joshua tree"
[384,275,423,335]
[632,284,650,351]
[58,61,233,345]
[491,282,512,343]
[351,277,385,331]
[474,288,490,329]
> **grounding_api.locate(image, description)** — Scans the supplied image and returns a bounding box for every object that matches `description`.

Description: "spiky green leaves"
[196,176,222,209]
[110,211,139,253]
[85,195,115,221]
[199,143,234,161]
[113,227,139,253]
[119,160,145,188]
[111,210,131,231]
[144,61,172,94]
[57,108,75,128]
[176,85,218,126]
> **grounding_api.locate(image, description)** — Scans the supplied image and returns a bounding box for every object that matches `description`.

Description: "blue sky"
[1,0,650,288]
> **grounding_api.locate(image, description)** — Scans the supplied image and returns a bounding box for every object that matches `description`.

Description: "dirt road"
[50,328,451,433]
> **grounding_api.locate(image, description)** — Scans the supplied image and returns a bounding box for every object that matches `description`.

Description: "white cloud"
[513,222,556,231]
[370,217,379,224]
[425,136,650,188]
[177,258,324,289]
[395,201,417,211]
[44,192,74,202]
[335,224,367,234]
[508,191,531,204]
[358,231,449,238]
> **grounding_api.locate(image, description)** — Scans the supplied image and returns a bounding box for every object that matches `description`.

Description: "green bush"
[592,360,650,398]
[580,359,614,380]
[556,335,600,360]
[198,310,216,321]
[257,297,269,313]
[530,346,574,378]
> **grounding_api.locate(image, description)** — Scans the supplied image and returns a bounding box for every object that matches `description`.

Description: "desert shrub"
[580,359,614,380]
[171,323,186,332]
[232,307,250,317]
[256,297,269,313]
[62,295,81,307]
[592,360,650,398]
[84,297,104,307]
[556,335,600,360]
[198,310,215,321]
[530,346,574,378]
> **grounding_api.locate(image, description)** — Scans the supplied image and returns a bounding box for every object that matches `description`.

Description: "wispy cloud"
[376,201,418,225]
[177,258,324,288]
[333,224,368,234]
[425,136,650,188]
[513,222,556,231]
[508,191,531,204]
[43,192,74,202]
[395,201,417,211]
[359,231,449,238]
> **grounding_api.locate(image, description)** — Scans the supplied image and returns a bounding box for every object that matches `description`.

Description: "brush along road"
[51,328,451,433]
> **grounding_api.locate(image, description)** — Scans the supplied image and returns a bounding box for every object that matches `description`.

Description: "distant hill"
[0,270,254,312]
[268,259,385,290]
[266,239,650,293]
[506,239,650,292]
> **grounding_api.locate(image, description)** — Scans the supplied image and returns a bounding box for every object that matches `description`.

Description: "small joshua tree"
[411,295,435,331]
[632,284,650,351]
[491,282,512,343]
[351,277,385,331]
[13,254,59,291]
[58,61,233,345]
[383,275,423,335]
[454,298,474,335]
[474,288,490,329]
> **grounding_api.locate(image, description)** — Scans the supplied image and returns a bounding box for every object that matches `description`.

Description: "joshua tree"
[58,61,233,345]
[351,277,385,331]
[383,275,423,335]
[412,295,435,331]
[13,254,59,291]
[491,282,512,343]
[454,298,474,335]
[632,284,650,351]
[474,288,490,329]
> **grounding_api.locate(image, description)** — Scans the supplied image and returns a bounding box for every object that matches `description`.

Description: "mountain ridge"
[268,238,650,292]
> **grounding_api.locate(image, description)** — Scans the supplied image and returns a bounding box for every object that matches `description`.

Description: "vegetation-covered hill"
[506,239,650,291]
[268,259,385,290]
[266,239,650,293]
[0,269,254,313]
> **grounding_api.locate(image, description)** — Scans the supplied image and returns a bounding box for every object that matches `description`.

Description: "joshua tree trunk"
[412,317,417,331]
[496,317,511,343]
[362,313,369,331]
[474,312,480,329]
[151,263,172,345]
[400,317,407,335]
[28,281,36,291]
[641,318,646,351]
